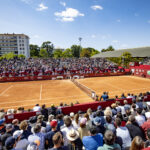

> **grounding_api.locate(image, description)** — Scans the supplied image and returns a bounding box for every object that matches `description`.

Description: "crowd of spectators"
[0,92,150,150]
[142,58,150,65]
[0,58,124,77]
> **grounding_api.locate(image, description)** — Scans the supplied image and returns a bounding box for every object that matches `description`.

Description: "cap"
[13,130,23,139]
[70,112,74,117]
[93,117,101,126]
[50,120,57,128]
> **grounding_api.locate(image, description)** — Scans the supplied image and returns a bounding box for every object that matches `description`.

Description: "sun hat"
[93,117,101,126]
[50,120,57,128]
[70,112,75,117]
[145,112,150,119]
[66,129,79,141]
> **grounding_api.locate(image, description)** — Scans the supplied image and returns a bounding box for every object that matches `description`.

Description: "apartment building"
[0,33,30,58]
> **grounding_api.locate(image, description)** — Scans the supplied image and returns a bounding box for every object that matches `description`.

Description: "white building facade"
[0,33,30,58]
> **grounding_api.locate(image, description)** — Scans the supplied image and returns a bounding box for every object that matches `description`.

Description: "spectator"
[97,130,121,150]
[126,115,145,140]
[100,92,109,101]
[67,129,83,150]
[37,115,46,127]
[12,119,19,133]
[78,118,88,139]
[115,118,131,149]
[72,114,80,130]
[41,104,48,121]
[49,132,69,150]
[33,104,41,112]
[142,112,150,137]
[5,136,16,150]
[144,128,150,148]
[130,136,144,150]
[82,126,103,150]
[135,108,145,126]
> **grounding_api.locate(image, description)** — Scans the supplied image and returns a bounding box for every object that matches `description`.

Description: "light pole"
[78,37,82,58]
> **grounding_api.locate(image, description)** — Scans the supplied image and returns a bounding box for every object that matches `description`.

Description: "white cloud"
[60,1,66,7]
[91,5,103,10]
[117,19,121,22]
[21,0,33,4]
[55,8,84,22]
[91,34,96,38]
[36,3,48,11]
[148,20,150,24]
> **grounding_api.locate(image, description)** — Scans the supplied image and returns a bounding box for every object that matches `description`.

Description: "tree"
[30,44,40,57]
[2,52,16,60]
[120,52,132,68]
[53,49,63,58]
[39,49,49,58]
[41,41,54,57]
[80,48,91,57]
[71,45,82,58]
[101,45,115,52]
[62,48,73,58]
[90,48,100,57]
[18,54,25,58]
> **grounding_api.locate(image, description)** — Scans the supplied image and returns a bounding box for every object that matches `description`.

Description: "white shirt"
[116,127,131,148]
[33,106,41,111]
[135,115,145,126]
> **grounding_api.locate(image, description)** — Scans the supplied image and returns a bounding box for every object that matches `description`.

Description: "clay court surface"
[0,75,150,110]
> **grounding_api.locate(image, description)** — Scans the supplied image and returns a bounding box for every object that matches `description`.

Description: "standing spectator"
[61,116,75,146]
[78,118,88,139]
[82,126,103,150]
[97,130,121,150]
[49,132,69,150]
[115,118,131,149]
[12,119,19,133]
[37,115,46,127]
[135,108,145,126]
[130,136,144,150]
[20,120,31,139]
[144,128,150,148]
[67,129,83,150]
[142,112,150,137]
[126,115,145,140]
[72,114,80,130]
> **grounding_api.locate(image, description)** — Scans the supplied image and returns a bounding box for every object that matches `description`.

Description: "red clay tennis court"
[0,75,150,110]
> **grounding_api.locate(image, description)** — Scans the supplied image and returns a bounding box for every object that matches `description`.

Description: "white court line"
[0,85,13,96]
[40,84,42,100]
[0,94,89,105]
[1,97,92,109]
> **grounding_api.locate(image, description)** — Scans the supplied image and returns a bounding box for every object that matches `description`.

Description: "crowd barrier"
[5,95,150,123]
[130,65,150,78]
[0,72,128,82]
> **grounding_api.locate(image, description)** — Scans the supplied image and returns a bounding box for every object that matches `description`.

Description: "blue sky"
[0,0,150,51]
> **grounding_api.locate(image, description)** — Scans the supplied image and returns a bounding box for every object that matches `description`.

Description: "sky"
[0,0,150,51]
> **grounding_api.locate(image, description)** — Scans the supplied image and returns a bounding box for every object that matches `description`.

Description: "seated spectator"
[121,93,126,99]
[33,104,41,112]
[135,108,145,126]
[37,115,46,127]
[126,115,145,140]
[124,100,131,110]
[41,104,48,121]
[97,130,121,150]
[78,118,88,139]
[115,118,131,149]
[104,107,112,117]
[100,92,109,101]
[49,132,69,150]
[48,104,57,116]
[82,126,103,150]
[130,136,144,150]
[67,129,83,150]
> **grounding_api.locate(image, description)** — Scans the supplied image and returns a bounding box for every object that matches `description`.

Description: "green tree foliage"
[90,49,100,57]
[71,45,82,58]
[18,54,25,58]
[30,44,40,57]
[121,52,132,68]
[2,52,16,60]
[62,48,73,58]
[41,41,54,57]
[80,48,91,57]
[53,49,63,58]
[39,49,49,58]
[101,45,115,52]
